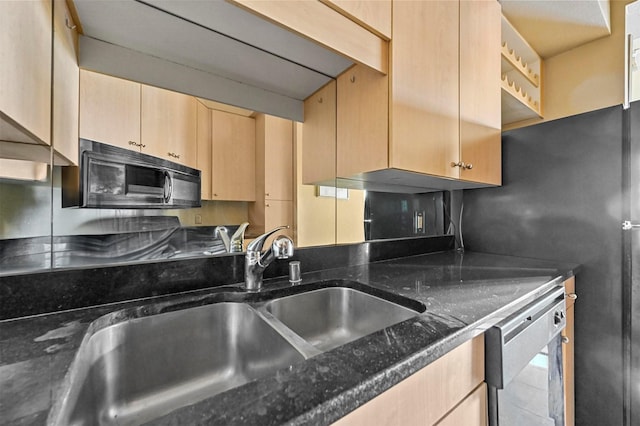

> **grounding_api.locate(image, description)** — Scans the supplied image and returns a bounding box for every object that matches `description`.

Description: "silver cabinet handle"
[566,293,578,300]
[623,221,640,230]
[168,152,180,159]
[464,163,473,170]
[451,161,463,168]
[562,336,570,344]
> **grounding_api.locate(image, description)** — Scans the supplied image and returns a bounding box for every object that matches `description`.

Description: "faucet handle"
[247,225,289,253]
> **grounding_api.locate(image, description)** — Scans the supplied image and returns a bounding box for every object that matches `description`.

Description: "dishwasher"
[485,286,567,426]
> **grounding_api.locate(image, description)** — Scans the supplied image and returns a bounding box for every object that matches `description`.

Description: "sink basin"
[263,287,422,352]
[51,302,305,426]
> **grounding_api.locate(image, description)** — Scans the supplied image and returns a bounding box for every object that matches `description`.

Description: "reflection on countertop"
[0,249,578,425]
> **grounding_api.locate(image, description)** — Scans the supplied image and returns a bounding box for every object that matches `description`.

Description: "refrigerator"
[461,103,638,426]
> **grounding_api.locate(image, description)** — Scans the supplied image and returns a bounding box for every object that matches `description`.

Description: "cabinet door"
[302,81,336,185]
[337,64,388,179]
[265,200,294,240]
[211,110,256,201]
[264,115,293,201]
[389,0,459,179]
[196,100,211,200]
[52,0,79,165]
[0,0,51,145]
[80,70,141,151]
[459,0,501,185]
[435,383,487,426]
[141,85,197,168]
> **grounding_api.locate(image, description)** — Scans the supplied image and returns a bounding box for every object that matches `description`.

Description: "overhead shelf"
[501,41,539,87]
[501,14,543,126]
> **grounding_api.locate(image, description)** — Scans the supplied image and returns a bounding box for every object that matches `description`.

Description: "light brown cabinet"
[80,71,197,168]
[249,114,294,238]
[321,0,391,39]
[196,100,212,200]
[52,0,79,165]
[332,335,486,425]
[302,81,336,186]
[435,383,488,426]
[79,70,142,152]
[0,0,51,147]
[210,110,256,201]
[333,0,501,190]
[562,277,576,426]
[141,85,197,168]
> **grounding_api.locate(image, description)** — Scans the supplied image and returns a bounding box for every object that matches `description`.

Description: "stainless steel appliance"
[62,139,201,209]
[485,286,567,426]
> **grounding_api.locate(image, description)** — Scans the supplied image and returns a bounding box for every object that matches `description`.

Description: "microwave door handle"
[163,172,173,203]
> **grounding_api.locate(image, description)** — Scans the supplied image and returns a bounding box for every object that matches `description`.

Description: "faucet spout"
[215,222,249,253]
[245,226,294,291]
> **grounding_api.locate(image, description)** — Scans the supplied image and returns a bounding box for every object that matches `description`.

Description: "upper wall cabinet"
[0,0,79,168]
[0,0,51,146]
[80,71,197,169]
[52,0,80,166]
[500,14,543,126]
[210,110,256,202]
[329,0,501,192]
[141,86,197,169]
[79,70,142,152]
[0,0,51,157]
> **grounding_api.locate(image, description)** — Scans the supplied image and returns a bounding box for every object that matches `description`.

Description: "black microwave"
[62,139,201,209]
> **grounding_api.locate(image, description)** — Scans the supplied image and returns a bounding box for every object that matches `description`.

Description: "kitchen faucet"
[215,222,249,253]
[245,225,294,291]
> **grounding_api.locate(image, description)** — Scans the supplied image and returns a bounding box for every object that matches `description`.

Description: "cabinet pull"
[350,75,356,83]
[464,163,473,170]
[65,17,76,30]
[265,193,270,197]
[562,336,570,344]
[566,293,578,300]
[141,143,146,148]
[451,161,463,168]
[266,204,270,207]
[318,97,323,104]
[168,152,180,159]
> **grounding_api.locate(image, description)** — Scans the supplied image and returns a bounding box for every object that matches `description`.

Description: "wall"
[505,0,631,130]
[462,105,624,426]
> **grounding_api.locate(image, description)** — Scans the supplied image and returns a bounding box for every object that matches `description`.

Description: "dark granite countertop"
[0,251,577,425]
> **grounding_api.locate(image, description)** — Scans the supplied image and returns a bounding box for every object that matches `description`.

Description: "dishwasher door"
[486,287,566,426]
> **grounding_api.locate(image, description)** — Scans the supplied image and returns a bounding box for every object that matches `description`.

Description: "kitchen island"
[0,250,577,425]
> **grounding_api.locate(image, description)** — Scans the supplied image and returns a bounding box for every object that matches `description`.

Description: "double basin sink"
[50,281,425,425]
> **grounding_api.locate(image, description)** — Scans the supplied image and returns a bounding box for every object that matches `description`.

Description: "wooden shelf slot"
[501,41,539,88]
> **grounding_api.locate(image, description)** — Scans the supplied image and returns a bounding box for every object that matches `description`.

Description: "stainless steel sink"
[51,284,424,425]
[262,287,422,352]
[50,302,305,426]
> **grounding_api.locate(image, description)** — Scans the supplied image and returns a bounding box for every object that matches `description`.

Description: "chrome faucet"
[215,222,249,253]
[245,225,294,291]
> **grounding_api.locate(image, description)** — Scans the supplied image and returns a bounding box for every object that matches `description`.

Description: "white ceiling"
[501,0,612,58]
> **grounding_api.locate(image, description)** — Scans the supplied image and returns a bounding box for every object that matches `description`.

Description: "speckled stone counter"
[0,251,577,425]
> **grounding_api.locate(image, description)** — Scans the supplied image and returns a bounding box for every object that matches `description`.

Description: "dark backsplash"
[0,235,454,320]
